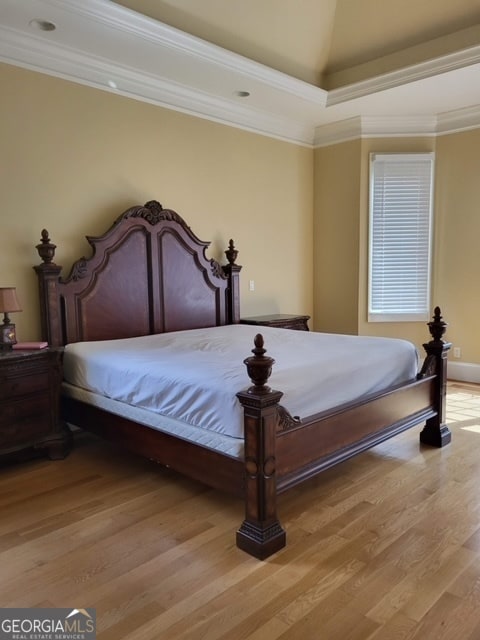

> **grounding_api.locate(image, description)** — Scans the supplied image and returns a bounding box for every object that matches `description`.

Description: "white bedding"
[63,324,418,439]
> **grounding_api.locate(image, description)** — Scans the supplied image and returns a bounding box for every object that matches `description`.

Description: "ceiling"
[2,0,480,145]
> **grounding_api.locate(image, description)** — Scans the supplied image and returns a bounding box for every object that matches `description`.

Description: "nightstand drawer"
[0,373,49,398]
[0,416,50,451]
[0,394,50,427]
[0,349,71,461]
[0,414,51,448]
[274,319,309,330]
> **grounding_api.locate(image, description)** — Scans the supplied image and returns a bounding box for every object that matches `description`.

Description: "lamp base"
[0,321,17,350]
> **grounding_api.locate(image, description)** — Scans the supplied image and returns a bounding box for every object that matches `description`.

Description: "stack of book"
[13,341,49,350]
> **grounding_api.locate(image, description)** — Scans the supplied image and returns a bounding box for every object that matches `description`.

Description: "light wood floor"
[2,382,480,639]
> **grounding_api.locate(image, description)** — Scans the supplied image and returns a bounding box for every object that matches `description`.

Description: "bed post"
[418,307,452,447]
[236,334,286,559]
[33,230,63,347]
[223,239,241,324]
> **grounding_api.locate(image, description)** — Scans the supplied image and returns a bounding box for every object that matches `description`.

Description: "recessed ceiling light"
[107,80,118,89]
[29,19,56,32]
[233,90,250,98]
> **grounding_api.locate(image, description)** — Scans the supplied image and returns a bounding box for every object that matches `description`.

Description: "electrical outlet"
[249,280,255,291]
[453,347,461,358]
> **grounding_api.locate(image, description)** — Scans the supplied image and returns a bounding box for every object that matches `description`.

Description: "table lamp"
[0,287,22,350]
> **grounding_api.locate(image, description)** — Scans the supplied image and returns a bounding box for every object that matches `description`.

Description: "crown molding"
[1,0,480,148]
[314,108,480,147]
[0,23,316,146]
[0,0,324,146]
[327,44,480,107]
[436,104,480,135]
[360,115,437,137]
[45,0,327,106]
[313,118,362,147]
[314,116,437,148]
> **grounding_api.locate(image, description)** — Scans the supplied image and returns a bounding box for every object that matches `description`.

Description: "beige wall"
[313,139,361,335]
[3,62,479,363]
[434,128,480,363]
[314,130,480,362]
[0,63,314,341]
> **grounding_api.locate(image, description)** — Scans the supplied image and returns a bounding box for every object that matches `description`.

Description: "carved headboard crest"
[117,200,190,228]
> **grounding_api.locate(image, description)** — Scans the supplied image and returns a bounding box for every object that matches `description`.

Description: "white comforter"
[63,324,418,439]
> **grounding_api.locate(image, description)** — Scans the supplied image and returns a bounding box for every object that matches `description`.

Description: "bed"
[34,199,451,559]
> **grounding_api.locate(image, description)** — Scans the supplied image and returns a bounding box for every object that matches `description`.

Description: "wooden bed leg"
[418,307,452,447]
[236,335,286,560]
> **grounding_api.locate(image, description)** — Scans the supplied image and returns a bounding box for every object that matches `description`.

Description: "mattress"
[62,382,245,458]
[63,324,418,440]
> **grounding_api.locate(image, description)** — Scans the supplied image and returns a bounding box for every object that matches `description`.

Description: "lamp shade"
[0,287,22,313]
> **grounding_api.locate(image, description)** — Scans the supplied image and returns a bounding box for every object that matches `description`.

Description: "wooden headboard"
[34,200,241,346]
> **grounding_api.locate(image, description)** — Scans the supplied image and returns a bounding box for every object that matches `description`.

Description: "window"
[368,152,434,322]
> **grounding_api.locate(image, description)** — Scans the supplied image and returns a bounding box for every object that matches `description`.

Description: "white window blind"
[368,152,434,322]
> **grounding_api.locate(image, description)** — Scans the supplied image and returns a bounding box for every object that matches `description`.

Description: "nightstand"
[0,349,72,461]
[240,314,310,331]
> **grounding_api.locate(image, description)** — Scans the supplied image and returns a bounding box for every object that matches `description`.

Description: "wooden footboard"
[236,308,451,559]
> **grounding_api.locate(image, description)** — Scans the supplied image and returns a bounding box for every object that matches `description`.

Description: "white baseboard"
[447,362,480,384]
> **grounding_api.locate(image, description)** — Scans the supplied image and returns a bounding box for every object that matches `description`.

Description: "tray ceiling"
[1,0,480,146]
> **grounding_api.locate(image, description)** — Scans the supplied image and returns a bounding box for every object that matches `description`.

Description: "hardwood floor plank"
[1,383,480,639]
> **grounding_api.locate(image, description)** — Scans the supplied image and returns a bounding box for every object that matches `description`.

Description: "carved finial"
[144,200,163,214]
[252,334,266,356]
[36,229,57,264]
[243,334,275,394]
[225,239,238,265]
[428,306,447,343]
